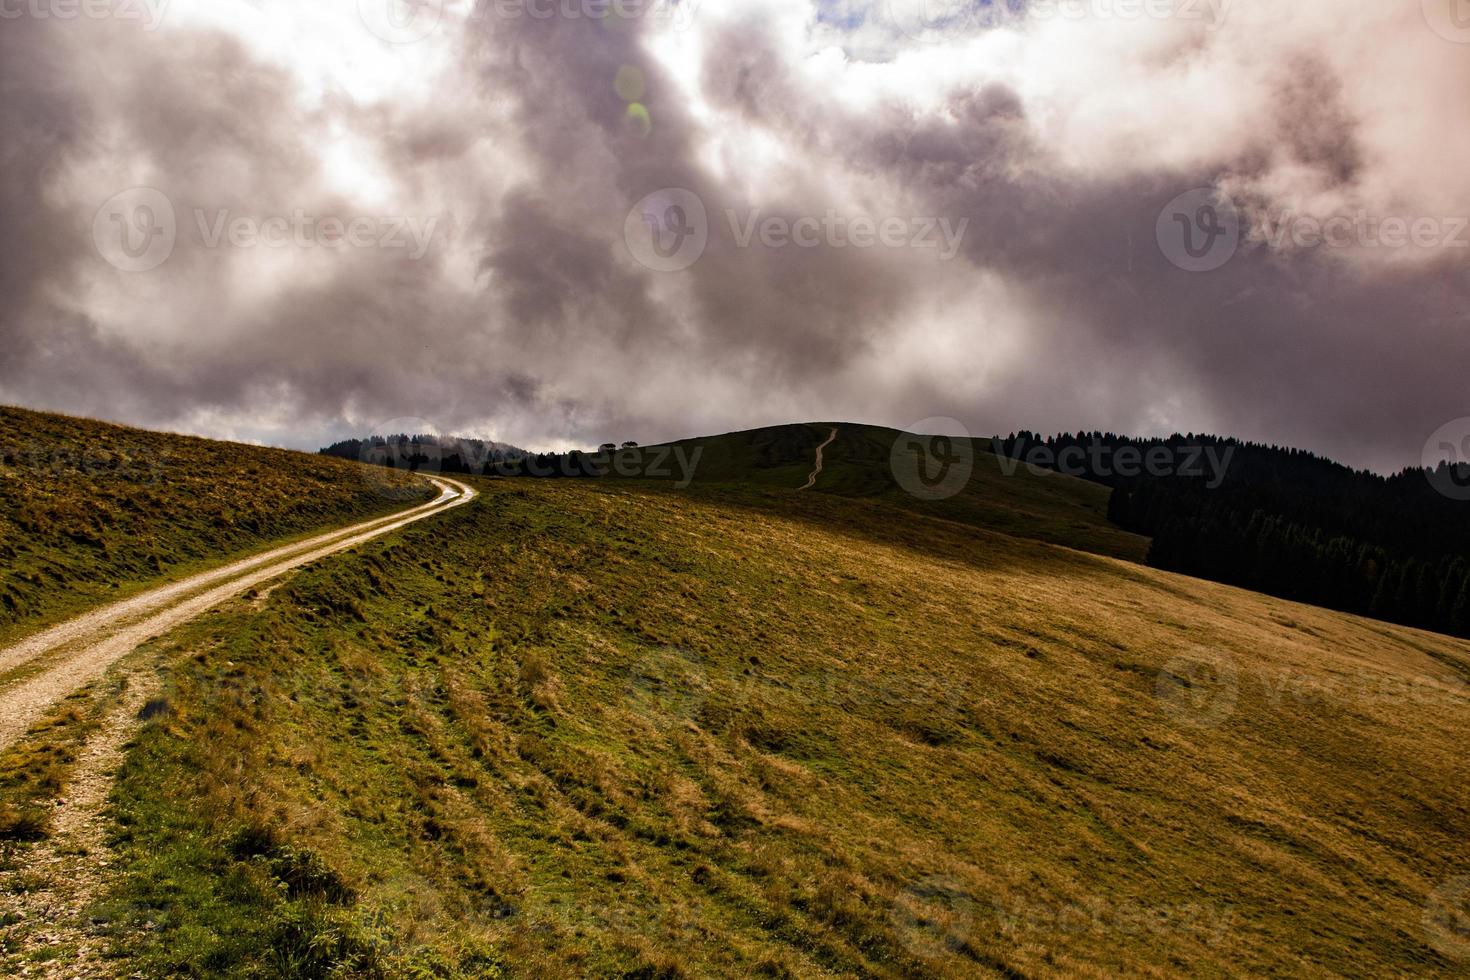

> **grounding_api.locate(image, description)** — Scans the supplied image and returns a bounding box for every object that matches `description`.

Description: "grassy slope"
[93,477,1470,978]
[0,406,432,645]
[632,423,1149,563]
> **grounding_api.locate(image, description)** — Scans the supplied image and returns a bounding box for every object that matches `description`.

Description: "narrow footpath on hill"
[800,427,839,491]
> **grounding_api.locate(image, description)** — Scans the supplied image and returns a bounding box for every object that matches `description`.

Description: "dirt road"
[0,475,475,751]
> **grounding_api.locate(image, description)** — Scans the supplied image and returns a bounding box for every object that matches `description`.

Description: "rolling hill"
[0,417,1460,977]
[620,422,1149,563]
[0,406,433,647]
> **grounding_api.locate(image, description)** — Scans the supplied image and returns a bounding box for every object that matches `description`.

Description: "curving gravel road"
[0,475,476,751]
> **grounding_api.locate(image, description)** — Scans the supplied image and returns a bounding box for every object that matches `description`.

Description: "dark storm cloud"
[669,6,1470,471]
[0,12,542,442]
[1271,55,1362,187]
[0,1,1466,470]
[786,72,1469,470]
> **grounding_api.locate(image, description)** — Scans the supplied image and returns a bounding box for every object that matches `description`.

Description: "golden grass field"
[32,472,1463,978]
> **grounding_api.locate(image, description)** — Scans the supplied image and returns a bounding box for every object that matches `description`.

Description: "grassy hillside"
[65,476,1470,977]
[626,423,1149,563]
[0,406,432,645]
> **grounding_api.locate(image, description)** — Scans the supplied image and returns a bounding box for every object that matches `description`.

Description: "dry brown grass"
[61,476,1470,976]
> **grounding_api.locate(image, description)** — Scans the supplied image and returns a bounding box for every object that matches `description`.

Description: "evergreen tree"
[1455,577,1470,637]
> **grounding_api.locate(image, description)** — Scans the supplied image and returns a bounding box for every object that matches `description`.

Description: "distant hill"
[319,434,529,475]
[625,422,1150,561]
[326,422,1151,562]
[326,419,1470,640]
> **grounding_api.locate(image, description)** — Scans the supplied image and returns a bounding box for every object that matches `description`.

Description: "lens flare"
[624,102,652,138]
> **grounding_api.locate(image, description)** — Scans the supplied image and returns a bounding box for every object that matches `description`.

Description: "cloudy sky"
[2,0,1467,471]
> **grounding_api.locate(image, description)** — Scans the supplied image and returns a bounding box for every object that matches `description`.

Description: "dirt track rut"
[0,476,475,751]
